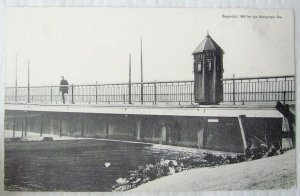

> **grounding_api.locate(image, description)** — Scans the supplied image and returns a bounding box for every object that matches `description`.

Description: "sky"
[5,8,294,86]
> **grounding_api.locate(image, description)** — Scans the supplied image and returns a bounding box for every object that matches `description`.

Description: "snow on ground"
[152,144,240,156]
[131,149,296,191]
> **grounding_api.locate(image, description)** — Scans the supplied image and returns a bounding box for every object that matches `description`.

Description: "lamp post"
[128,53,132,104]
[27,61,30,103]
[140,36,144,104]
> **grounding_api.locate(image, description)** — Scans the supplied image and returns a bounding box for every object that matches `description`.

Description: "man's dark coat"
[60,79,69,93]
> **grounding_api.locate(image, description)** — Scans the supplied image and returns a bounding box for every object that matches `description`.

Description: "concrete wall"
[4,110,283,153]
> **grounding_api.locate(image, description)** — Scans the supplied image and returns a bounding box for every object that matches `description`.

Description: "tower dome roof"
[193,34,223,54]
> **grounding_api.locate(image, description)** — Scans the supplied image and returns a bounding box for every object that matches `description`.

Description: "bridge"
[4,33,296,153]
[4,75,295,153]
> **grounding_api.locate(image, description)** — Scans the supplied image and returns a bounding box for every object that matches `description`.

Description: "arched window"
[207,61,212,71]
[197,62,202,72]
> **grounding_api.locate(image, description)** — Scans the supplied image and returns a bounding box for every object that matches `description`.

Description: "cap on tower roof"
[193,33,223,54]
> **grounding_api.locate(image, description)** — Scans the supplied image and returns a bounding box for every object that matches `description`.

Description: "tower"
[193,33,224,104]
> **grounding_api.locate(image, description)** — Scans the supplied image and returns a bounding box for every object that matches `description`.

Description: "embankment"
[131,149,296,191]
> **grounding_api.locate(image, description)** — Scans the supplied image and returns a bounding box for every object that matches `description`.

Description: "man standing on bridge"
[59,76,69,104]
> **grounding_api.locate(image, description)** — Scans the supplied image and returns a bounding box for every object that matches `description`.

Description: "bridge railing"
[222,75,295,104]
[5,75,295,105]
[5,81,195,105]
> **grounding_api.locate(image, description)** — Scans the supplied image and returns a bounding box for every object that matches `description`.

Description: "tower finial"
[206,30,209,37]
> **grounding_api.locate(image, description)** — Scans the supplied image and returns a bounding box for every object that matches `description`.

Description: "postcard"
[3,8,296,192]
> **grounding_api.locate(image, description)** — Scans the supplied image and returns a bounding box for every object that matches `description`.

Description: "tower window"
[207,61,212,71]
[197,62,202,72]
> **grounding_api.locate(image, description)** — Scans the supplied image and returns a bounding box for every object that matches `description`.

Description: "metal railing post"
[284,77,287,102]
[154,81,157,104]
[50,88,53,104]
[15,87,18,103]
[232,74,236,105]
[71,84,74,104]
[128,83,132,104]
[141,83,144,104]
[27,86,30,103]
[95,82,98,104]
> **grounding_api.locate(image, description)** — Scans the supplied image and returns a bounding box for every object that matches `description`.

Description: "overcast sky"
[5,8,294,86]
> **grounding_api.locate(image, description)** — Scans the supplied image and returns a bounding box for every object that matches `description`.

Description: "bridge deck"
[5,103,283,118]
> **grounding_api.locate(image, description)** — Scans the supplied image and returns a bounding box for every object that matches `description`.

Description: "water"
[5,139,191,191]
